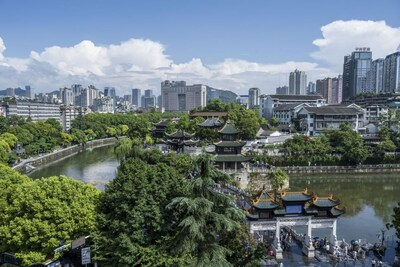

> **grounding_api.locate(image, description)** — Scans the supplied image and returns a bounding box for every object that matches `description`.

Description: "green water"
[28,145,118,191]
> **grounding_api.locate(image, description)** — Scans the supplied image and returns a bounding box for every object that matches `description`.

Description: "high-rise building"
[342,48,372,100]
[25,85,33,99]
[60,87,74,105]
[248,87,260,109]
[6,88,15,97]
[71,84,83,106]
[80,85,99,109]
[371,59,385,93]
[104,87,117,109]
[144,89,153,97]
[132,88,141,107]
[161,80,207,112]
[316,78,332,104]
[331,75,343,104]
[307,82,316,95]
[123,95,132,103]
[383,51,400,93]
[289,69,307,95]
[276,86,288,95]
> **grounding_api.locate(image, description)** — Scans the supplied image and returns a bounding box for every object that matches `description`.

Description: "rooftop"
[280,190,313,202]
[165,130,194,138]
[214,140,246,147]
[311,196,339,208]
[269,94,324,101]
[274,103,306,111]
[198,117,223,127]
[303,106,362,115]
[218,122,239,135]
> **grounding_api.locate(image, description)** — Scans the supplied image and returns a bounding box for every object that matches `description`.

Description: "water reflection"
[28,145,118,191]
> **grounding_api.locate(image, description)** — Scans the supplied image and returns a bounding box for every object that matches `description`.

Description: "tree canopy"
[0,164,100,265]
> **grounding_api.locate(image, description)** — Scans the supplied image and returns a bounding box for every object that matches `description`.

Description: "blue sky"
[0,0,399,94]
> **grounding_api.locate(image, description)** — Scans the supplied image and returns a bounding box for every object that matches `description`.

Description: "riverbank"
[280,164,400,174]
[13,137,120,174]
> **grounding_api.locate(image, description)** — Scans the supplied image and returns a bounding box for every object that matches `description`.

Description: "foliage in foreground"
[0,164,100,265]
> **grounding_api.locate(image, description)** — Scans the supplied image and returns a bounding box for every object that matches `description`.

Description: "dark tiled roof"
[214,154,250,162]
[165,130,194,138]
[273,103,302,111]
[312,198,339,208]
[183,139,199,146]
[254,201,279,210]
[218,122,239,134]
[270,94,324,100]
[281,192,312,202]
[330,207,345,217]
[153,120,168,126]
[303,106,362,115]
[214,141,246,147]
[198,117,223,127]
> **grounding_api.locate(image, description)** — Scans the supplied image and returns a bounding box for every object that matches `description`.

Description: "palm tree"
[167,153,243,267]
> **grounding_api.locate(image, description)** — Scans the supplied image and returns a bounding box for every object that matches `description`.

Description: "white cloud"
[312,20,400,69]
[1,20,399,95]
[0,37,5,61]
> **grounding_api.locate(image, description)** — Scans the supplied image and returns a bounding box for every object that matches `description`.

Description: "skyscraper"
[371,59,385,93]
[104,87,117,109]
[25,85,33,99]
[383,51,400,93]
[248,87,260,109]
[289,69,307,95]
[342,48,372,100]
[331,75,343,104]
[132,88,141,107]
[60,87,73,105]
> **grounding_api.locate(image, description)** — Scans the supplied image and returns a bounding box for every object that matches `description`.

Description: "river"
[29,145,118,191]
[28,145,400,265]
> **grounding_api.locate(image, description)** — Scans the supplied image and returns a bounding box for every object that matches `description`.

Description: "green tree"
[268,167,289,191]
[94,157,189,266]
[60,132,74,147]
[71,129,88,144]
[0,133,18,149]
[0,165,100,265]
[167,154,244,267]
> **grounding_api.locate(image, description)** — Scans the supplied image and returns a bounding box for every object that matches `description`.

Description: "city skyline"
[0,0,399,95]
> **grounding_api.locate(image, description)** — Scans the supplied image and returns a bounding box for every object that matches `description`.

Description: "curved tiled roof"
[218,122,239,135]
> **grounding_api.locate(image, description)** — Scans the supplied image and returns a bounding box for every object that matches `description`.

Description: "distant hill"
[206,87,237,103]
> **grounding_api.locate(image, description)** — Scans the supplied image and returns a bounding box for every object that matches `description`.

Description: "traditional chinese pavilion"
[245,189,344,259]
[164,130,198,152]
[152,120,168,139]
[213,122,250,171]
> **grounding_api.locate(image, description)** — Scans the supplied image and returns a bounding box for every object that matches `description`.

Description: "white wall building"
[92,96,114,113]
[259,94,326,120]
[297,105,364,136]
[1,101,60,122]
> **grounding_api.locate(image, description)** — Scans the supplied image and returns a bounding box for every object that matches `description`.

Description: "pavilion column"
[274,219,283,259]
[302,216,315,257]
[330,219,338,250]
[223,162,225,171]
[234,162,237,172]
[307,216,313,247]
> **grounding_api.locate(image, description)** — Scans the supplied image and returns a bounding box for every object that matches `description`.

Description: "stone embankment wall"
[13,137,119,173]
[280,164,400,174]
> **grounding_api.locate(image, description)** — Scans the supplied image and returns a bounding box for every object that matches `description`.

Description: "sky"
[0,0,399,95]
